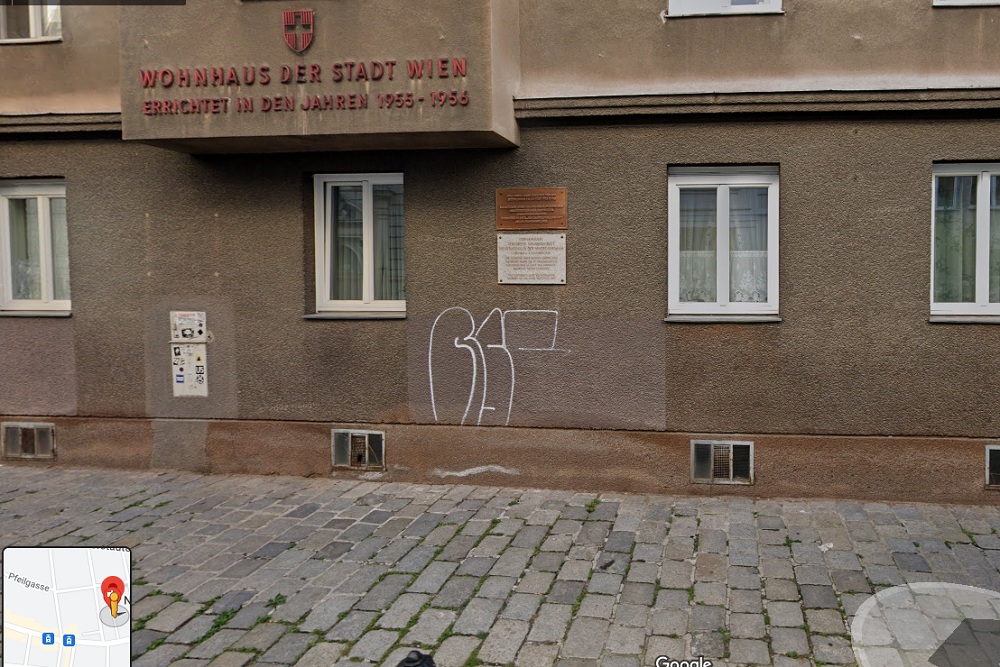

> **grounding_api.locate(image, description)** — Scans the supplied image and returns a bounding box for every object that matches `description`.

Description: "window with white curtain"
[0,182,70,312]
[313,173,405,316]
[667,0,782,17]
[668,167,779,317]
[931,164,1000,316]
[0,3,60,42]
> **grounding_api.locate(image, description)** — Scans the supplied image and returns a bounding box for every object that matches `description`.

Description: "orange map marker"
[101,576,125,618]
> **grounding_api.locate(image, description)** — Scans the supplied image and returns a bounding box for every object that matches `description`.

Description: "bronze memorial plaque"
[496,187,568,230]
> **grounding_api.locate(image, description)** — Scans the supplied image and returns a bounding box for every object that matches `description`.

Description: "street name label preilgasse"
[496,188,568,230]
[497,233,567,285]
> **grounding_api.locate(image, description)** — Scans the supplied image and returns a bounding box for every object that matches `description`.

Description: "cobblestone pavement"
[3,466,1000,667]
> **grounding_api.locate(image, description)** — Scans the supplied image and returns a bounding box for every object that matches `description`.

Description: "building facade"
[3,0,1000,502]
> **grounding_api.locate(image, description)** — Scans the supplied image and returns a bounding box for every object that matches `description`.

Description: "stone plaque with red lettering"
[496,188,568,230]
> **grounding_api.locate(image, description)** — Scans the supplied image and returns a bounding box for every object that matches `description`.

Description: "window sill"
[0,310,71,317]
[666,10,785,18]
[305,311,406,320]
[929,315,1000,323]
[0,36,62,45]
[665,315,782,323]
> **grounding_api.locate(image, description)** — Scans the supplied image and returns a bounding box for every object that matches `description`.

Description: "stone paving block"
[620,582,655,606]
[355,573,412,611]
[659,560,692,589]
[542,534,574,552]
[452,597,504,635]
[166,615,215,644]
[765,578,800,601]
[327,610,378,641]
[518,571,555,595]
[133,644,192,667]
[512,525,550,549]
[730,589,763,613]
[646,636,686,663]
[605,531,635,553]
[613,603,649,628]
[690,605,725,631]
[434,575,479,609]
[579,594,615,618]
[349,630,399,662]
[132,629,169,657]
[437,535,479,562]
[806,608,847,635]
[455,556,496,577]
[794,563,831,585]
[894,552,931,572]
[812,635,855,663]
[478,619,530,664]
[689,631,724,659]
[729,638,770,664]
[866,564,905,586]
[434,636,481,667]
[299,595,359,632]
[558,559,592,581]
[492,546,534,577]
[730,612,766,639]
[587,572,622,595]
[476,575,517,599]
[231,622,288,651]
[767,601,805,627]
[655,589,690,609]
[548,580,586,604]
[395,545,438,573]
[295,642,346,667]
[408,561,458,594]
[726,566,760,590]
[188,630,246,659]
[518,642,561,667]
[695,554,728,582]
[649,608,687,636]
[145,601,203,633]
[405,608,456,645]
[831,569,872,594]
[800,584,839,609]
[380,592,431,629]
[606,625,646,655]
[503,592,543,621]
[528,603,573,642]
[693,582,726,606]
[561,617,610,659]
[632,544,663,562]
[134,594,175,619]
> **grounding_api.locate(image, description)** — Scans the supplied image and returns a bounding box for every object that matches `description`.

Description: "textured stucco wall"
[520,0,1000,98]
[0,7,119,115]
[2,117,1000,438]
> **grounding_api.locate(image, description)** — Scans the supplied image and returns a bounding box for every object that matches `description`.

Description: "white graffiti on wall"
[428,307,570,426]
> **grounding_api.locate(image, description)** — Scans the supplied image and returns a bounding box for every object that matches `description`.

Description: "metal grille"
[712,444,730,480]
[351,434,367,467]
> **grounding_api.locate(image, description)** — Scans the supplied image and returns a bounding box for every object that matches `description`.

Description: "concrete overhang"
[120,0,519,153]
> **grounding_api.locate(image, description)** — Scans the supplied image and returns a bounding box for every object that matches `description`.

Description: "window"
[691,440,754,484]
[668,167,779,317]
[987,446,1000,487]
[667,0,782,17]
[313,173,405,316]
[0,182,70,312]
[332,430,385,470]
[0,3,60,42]
[930,164,1000,316]
[934,0,1000,6]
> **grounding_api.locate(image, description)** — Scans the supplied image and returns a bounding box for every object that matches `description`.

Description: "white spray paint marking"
[430,465,520,478]
[428,307,570,426]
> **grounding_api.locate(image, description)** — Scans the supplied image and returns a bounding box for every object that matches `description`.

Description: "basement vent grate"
[2,422,56,460]
[332,430,385,471]
[692,440,753,485]
[987,446,1000,488]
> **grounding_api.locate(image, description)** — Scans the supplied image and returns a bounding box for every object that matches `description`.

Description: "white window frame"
[934,0,1000,6]
[0,3,61,44]
[668,167,779,317]
[930,163,1000,316]
[313,173,405,316]
[667,0,783,17]
[0,181,70,312]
